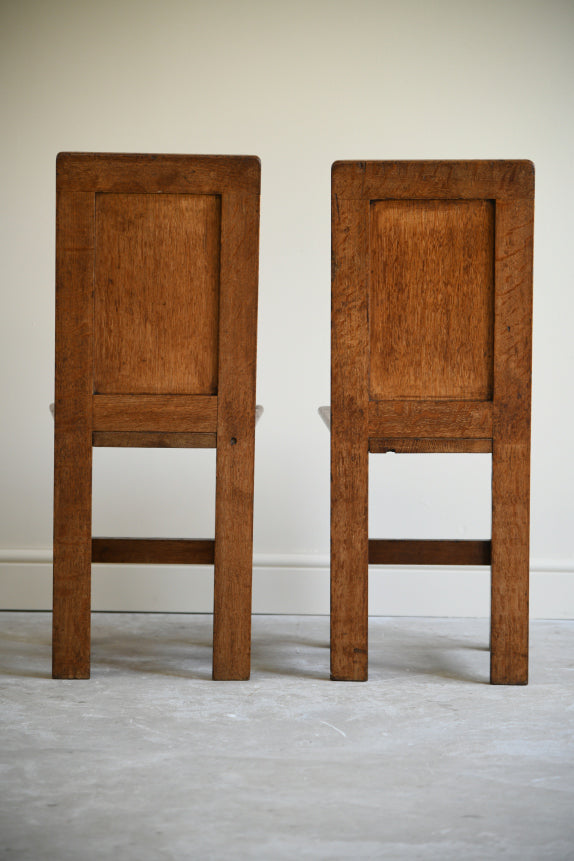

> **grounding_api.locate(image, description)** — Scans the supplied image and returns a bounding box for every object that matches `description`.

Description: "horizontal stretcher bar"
[368,540,491,566]
[92,432,217,448]
[368,401,493,439]
[92,395,218,433]
[92,538,215,565]
[369,438,492,453]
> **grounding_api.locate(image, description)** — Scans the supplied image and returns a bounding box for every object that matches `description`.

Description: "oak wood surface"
[92,538,215,565]
[332,160,534,201]
[53,191,94,679]
[213,190,260,680]
[92,432,216,448]
[330,197,370,682]
[490,198,534,684]
[95,193,220,395]
[369,199,494,400]
[369,540,491,566]
[330,159,533,685]
[53,153,260,681]
[369,438,492,454]
[57,153,261,195]
[368,401,493,438]
[92,394,217,432]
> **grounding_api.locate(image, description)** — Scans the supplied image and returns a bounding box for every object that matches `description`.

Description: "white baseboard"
[0,551,572,617]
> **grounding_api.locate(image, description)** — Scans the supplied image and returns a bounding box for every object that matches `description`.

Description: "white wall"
[1,0,573,615]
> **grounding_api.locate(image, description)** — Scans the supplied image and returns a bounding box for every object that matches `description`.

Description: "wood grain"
[368,401,493,438]
[57,153,261,196]
[53,191,94,679]
[369,540,491,566]
[369,200,494,400]
[212,189,260,680]
[332,160,534,201]
[95,193,220,395]
[369,438,492,454]
[93,432,216,448]
[490,198,534,684]
[92,395,217,432]
[53,154,261,681]
[330,196,370,682]
[92,539,215,565]
[329,159,533,685]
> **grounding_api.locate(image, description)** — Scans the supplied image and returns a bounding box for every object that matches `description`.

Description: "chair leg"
[330,436,369,681]
[212,433,254,680]
[490,440,530,684]
[52,431,92,679]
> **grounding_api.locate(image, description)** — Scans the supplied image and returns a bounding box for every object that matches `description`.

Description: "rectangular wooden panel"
[369,199,494,400]
[368,400,493,438]
[92,394,217,432]
[95,193,221,395]
[369,540,491,566]
[53,191,94,679]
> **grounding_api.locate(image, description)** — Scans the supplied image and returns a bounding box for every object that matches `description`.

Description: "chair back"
[331,160,534,448]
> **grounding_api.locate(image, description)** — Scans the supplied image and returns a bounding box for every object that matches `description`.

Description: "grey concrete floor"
[1,613,573,861]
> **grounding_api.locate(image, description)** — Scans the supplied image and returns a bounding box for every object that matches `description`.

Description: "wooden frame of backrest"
[330,160,534,683]
[53,153,260,679]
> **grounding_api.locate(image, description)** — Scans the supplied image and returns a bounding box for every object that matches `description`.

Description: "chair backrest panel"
[369,198,495,400]
[331,160,533,443]
[94,192,221,395]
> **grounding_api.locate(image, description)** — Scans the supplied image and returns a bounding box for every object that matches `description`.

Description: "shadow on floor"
[0,614,491,684]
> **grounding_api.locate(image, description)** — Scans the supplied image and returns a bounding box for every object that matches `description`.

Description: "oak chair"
[328,160,534,685]
[53,153,260,680]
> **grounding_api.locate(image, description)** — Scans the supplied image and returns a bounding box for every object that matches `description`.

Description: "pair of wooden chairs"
[53,154,534,684]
